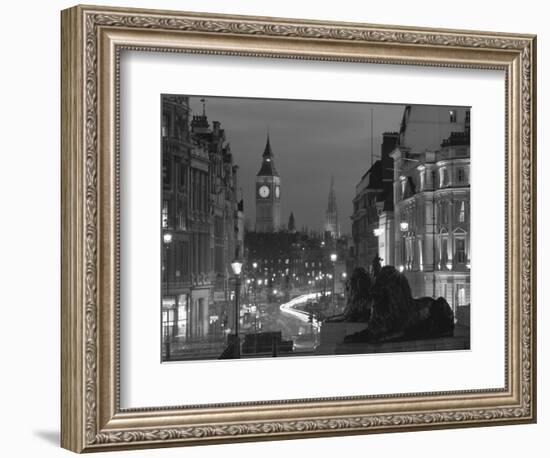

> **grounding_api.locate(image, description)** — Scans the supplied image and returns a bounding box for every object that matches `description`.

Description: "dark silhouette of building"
[351,132,399,271]
[288,211,296,233]
[243,228,349,303]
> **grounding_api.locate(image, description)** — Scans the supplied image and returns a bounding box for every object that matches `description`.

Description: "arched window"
[455,238,466,263]
[441,237,448,264]
[459,201,466,222]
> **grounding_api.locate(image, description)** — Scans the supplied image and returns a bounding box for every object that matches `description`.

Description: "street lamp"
[400,221,409,232]
[163,232,173,291]
[330,253,337,313]
[231,258,243,276]
[230,257,243,358]
[249,262,258,317]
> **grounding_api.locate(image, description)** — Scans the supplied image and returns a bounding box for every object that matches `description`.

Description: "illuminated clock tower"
[255,134,281,232]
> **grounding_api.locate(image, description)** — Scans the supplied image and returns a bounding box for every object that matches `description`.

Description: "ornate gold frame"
[61,4,537,453]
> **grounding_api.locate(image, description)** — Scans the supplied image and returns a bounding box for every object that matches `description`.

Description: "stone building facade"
[352,105,471,321]
[161,95,243,351]
[386,105,470,319]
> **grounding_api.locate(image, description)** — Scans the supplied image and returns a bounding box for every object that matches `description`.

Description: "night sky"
[188,96,405,235]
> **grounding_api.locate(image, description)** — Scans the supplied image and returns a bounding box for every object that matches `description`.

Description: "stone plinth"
[316,321,368,355]
[316,323,470,356]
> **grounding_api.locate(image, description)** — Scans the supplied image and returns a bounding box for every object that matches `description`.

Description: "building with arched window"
[382,105,470,323]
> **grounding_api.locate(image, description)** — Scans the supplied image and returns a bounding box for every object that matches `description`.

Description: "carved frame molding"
[61,5,536,453]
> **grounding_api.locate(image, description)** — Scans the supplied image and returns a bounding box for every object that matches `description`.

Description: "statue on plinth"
[325,267,373,323]
[344,265,454,343]
[324,261,454,343]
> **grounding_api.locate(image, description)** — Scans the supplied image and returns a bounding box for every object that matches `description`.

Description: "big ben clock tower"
[255,134,281,232]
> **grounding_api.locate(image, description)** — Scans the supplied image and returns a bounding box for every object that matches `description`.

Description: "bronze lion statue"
[325,267,373,323]
[336,265,455,343]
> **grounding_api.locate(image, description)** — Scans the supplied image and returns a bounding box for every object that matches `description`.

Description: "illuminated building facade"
[387,105,471,319]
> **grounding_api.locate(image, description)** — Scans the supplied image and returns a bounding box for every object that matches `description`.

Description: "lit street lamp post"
[341,271,348,310]
[330,253,337,314]
[252,261,258,313]
[400,221,408,272]
[230,257,243,359]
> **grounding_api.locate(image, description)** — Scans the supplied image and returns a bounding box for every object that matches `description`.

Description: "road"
[247,291,329,352]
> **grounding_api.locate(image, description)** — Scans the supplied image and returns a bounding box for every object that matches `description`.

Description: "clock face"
[275,186,280,198]
[258,185,270,198]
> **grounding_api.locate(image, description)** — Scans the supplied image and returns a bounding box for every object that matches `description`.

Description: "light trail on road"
[279,291,331,330]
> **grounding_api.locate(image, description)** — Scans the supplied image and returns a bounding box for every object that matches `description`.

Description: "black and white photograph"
[160,95,471,361]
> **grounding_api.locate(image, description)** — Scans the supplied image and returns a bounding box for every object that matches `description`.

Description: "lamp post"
[400,220,409,271]
[230,257,243,359]
[252,262,258,313]
[341,271,348,308]
[162,232,172,360]
[330,253,337,313]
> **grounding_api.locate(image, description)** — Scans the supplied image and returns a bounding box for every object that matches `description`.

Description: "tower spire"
[324,176,339,238]
[263,132,274,158]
